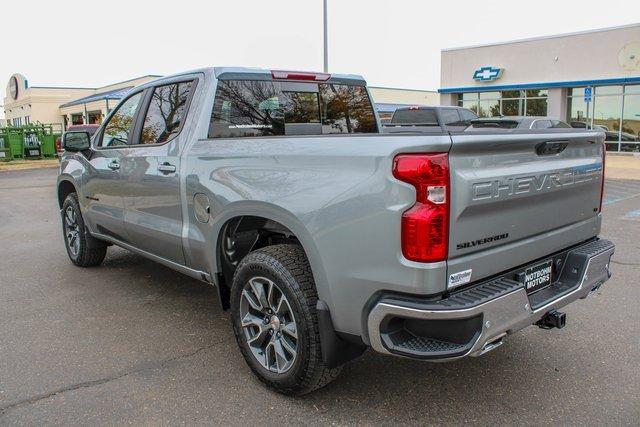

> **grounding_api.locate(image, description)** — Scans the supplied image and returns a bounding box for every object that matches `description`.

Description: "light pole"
[323,0,328,72]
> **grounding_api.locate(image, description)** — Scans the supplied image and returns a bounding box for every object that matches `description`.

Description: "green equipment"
[0,123,63,159]
[1,127,25,159]
[23,125,42,158]
[0,134,10,161]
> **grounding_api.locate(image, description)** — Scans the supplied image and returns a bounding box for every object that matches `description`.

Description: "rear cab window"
[532,120,553,129]
[209,79,378,138]
[390,108,438,126]
[459,109,478,123]
[439,109,462,127]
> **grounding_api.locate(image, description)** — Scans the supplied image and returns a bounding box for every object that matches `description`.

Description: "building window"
[458,90,547,117]
[13,117,22,126]
[24,115,31,124]
[71,114,84,125]
[88,111,103,124]
[622,89,640,152]
[567,85,640,152]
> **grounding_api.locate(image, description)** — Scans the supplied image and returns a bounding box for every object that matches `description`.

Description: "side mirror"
[62,131,91,152]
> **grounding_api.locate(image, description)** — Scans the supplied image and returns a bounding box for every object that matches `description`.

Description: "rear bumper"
[367,239,615,360]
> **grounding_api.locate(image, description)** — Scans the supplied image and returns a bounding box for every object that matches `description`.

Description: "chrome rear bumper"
[367,239,615,360]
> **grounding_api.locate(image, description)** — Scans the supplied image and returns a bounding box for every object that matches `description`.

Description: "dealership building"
[440,23,640,151]
[3,74,161,130]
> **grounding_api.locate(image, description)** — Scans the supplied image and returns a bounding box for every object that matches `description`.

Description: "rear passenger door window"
[139,81,194,145]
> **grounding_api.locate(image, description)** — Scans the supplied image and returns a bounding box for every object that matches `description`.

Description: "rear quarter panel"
[183,133,451,337]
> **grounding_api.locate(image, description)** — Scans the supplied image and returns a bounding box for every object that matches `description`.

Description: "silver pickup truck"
[57,67,614,395]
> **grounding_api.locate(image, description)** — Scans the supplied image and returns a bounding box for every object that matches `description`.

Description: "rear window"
[209,80,377,138]
[440,109,462,126]
[532,120,553,129]
[391,108,438,125]
[469,120,519,129]
[459,109,478,122]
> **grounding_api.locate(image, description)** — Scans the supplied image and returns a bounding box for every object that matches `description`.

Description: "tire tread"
[62,193,107,267]
[231,244,341,395]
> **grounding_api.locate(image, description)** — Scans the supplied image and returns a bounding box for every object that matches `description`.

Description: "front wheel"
[61,193,107,267]
[230,244,341,395]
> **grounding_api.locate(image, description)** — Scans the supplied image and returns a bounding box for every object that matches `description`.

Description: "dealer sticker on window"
[449,269,472,288]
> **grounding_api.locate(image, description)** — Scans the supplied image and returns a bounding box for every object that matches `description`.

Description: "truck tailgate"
[447,130,605,287]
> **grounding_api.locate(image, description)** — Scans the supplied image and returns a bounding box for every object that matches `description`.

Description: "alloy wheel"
[64,206,80,256]
[239,276,298,374]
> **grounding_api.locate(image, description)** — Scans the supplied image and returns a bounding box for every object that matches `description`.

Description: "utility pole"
[323,0,328,72]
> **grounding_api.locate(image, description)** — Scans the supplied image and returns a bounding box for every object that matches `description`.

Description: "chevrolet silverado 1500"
[57,67,614,395]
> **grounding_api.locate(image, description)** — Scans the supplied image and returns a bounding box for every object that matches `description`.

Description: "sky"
[1,0,640,118]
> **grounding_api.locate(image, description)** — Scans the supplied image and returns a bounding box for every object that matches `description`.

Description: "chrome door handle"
[107,160,120,170]
[158,162,176,174]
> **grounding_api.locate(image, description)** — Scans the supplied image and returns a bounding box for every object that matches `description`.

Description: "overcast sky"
[2,0,639,116]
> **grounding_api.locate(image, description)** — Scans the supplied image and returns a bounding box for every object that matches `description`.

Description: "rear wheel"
[61,193,107,267]
[230,244,341,395]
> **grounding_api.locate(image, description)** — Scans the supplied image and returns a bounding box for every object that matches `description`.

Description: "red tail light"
[271,70,331,81]
[599,146,606,212]
[393,153,450,262]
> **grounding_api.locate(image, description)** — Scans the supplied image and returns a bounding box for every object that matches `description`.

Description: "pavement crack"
[0,338,229,416]
[611,260,640,266]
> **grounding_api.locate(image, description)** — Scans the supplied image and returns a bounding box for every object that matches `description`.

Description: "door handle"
[158,162,176,174]
[107,160,120,170]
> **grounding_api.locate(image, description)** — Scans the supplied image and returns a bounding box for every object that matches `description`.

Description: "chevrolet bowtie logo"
[473,66,503,82]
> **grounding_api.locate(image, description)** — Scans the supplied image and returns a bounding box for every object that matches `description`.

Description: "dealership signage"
[9,76,19,100]
[473,66,503,82]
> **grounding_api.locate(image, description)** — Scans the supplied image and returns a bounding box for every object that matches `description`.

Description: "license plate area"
[522,259,553,294]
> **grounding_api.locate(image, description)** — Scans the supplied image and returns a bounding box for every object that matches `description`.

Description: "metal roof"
[60,87,133,108]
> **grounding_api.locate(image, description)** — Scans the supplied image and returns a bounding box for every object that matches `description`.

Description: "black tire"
[230,244,341,395]
[61,193,107,267]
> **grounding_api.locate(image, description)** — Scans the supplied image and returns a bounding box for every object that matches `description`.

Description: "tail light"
[599,146,606,212]
[393,153,450,262]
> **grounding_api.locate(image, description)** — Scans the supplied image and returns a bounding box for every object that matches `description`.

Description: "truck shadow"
[94,248,595,424]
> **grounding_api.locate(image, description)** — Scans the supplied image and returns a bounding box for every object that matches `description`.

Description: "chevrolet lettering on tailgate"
[472,166,602,201]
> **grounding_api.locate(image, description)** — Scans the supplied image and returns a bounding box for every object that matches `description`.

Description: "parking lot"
[0,164,638,425]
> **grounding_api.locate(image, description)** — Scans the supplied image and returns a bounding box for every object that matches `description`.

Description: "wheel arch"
[57,179,77,208]
[212,204,331,311]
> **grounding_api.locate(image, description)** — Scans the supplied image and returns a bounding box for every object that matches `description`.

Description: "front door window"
[99,92,143,147]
